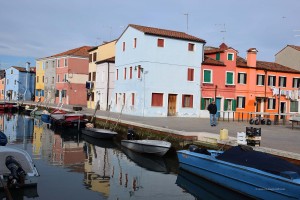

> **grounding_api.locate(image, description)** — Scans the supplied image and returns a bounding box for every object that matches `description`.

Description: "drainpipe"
[106,63,110,110]
[24,62,30,100]
[264,70,267,112]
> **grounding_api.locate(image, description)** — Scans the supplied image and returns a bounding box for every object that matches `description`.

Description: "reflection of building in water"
[40,125,54,162]
[0,114,4,132]
[32,118,43,159]
[51,131,85,166]
[84,144,113,197]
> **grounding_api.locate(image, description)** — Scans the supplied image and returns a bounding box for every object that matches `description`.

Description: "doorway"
[168,94,177,116]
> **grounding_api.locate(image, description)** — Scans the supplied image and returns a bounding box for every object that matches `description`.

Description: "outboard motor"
[189,145,211,155]
[127,128,136,140]
[5,156,26,187]
[0,131,7,146]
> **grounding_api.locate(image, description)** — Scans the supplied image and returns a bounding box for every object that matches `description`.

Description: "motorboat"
[0,146,39,189]
[121,140,171,156]
[41,109,66,124]
[51,113,87,128]
[0,132,7,146]
[81,127,117,139]
[177,145,300,200]
[82,134,117,149]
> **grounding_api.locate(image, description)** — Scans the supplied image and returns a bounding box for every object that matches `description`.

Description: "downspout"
[106,62,110,110]
[264,70,267,112]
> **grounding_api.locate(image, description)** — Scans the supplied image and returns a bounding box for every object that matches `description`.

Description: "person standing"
[207,101,217,126]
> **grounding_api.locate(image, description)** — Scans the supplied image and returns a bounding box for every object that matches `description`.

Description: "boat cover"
[216,146,300,176]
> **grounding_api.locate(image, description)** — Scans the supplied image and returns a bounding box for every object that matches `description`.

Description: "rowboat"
[121,140,171,156]
[177,145,300,200]
[0,146,39,189]
[81,127,117,139]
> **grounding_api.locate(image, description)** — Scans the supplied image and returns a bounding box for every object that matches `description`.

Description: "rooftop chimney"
[26,62,30,71]
[246,48,258,67]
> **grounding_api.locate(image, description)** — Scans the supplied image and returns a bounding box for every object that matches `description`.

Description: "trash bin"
[220,129,228,140]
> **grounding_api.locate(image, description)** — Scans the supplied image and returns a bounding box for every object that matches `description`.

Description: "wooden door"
[256,98,262,112]
[168,94,177,116]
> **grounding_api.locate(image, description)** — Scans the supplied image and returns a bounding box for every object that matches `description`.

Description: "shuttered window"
[124,68,127,80]
[151,93,163,107]
[93,52,97,62]
[237,97,245,108]
[130,67,133,79]
[227,53,234,61]
[226,72,234,85]
[268,98,276,109]
[132,93,135,106]
[137,66,141,79]
[116,69,119,80]
[187,68,194,81]
[293,78,300,88]
[157,39,164,47]
[92,72,96,81]
[122,42,126,51]
[203,70,212,83]
[133,38,137,48]
[201,98,213,110]
[279,76,286,87]
[256,74,265,86]
[290,100,298,112]
[238,73,247,84]
[216,53,220,61]
[182,95,193,108]
[268,75,276,86]
[89,54,92,62]
[188,43,195,51]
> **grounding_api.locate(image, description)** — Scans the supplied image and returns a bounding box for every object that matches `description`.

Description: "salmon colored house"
[52,46,92,106]
[200,43,237,118]
[0,70,5,100]
[235,48,300,120]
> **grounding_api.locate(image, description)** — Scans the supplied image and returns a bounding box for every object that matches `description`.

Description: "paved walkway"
[25,101,300,156]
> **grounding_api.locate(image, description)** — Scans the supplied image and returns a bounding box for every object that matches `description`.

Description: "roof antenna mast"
[184,13,189,33]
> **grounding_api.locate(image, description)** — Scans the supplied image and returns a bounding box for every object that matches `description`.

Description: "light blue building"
[5,62,35,101]
[111,24,206,117]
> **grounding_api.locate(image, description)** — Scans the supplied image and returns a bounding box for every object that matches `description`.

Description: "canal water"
[0,114,254,200]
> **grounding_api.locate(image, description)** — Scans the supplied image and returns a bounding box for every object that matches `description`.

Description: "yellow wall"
[35,60,45,102]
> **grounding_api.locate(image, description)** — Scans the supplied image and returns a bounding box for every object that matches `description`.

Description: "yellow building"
[35,60,45,102]
[32,118,43,158]
[87,40,116,109]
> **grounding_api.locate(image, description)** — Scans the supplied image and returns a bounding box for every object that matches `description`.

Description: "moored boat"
[0,131,7,146]
[81,127,117,139]
[0,146,39,189]
[121,140,171,156]
[177,145,300,200]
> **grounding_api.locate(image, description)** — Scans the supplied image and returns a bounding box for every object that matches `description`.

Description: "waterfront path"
[24,101,300,158]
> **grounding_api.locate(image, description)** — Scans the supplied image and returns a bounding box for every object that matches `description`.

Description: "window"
[238,73,247,84]
[124,68,127,80]
[151,93,163,107]
[115,93,118,104]
[226,71,234,85]
[11,70,13,74]
[37,76,39,83]
[293,78,300,88]
[268,75,276,86]
[227,53,234,61]
[57,59,60,67]
[188,43,195,51]
[187,68,194,81]
[64,58,68,66]
[157,38,164,47]
[62,90,67,98]
[256,74,265,86]
[122,42,126,51]
[216,53,220,61]
[93,52,97,62]
[89,54,92,62]
[41,90,44,97]
[279,76,286,87]
[137,66,141,78]
[57,75,60,82]
[237,96,245,108]
[201,98,213,110]
[6,79,9,85]
[203,70,212,83]
[88,73,91,81]
[123,93,126,105]
[133,38,137,48]
[55,90,59,97]
[290,100,298,112]
[92,72,96,81]
[130,67,133,79]
[14,80,16,85]
[91,92,94,101]
[116,69,119,80]
[64,74,67,82]
[268,98,276,109]
[182,95,193,108]
[224,99,236,111]
[131,93,135,106]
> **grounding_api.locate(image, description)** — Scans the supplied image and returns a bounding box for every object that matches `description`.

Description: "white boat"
[0,146,39,189]
[82,127,118,139]
[121,140,171,156]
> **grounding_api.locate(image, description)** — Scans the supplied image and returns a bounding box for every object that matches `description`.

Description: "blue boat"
[0,131,7,146]
[41,113,51,124]
[177,145,300,200]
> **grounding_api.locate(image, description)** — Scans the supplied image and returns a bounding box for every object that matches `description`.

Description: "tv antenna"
[184,13,189,33]
[215,23,226,42]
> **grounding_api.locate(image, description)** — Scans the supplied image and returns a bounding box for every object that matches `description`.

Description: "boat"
[51,113,88,128]
[81,127,117,139]
[82,134,117,149]
[177,145,300,200]
[121,140,171,156]
[0,146,39,189]
[41,109,66,124]
[0,132,7,146]
[176,169,255,200]
[121,146,169,173]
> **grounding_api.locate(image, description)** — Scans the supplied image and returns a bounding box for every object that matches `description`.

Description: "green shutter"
[204,70,211,83]
[228,54,233,60]
[201,98,205,110]
[232,99,236,111]
[226,72,233,84]
[224,99,228,111]
[216,53,220,61]
[210,98,214,102]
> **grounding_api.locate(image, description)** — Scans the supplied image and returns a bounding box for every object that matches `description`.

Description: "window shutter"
[244,74,247,84]
[201,98,205,110]
[190,95,193,107]
[227,72,233,84]
[216,53,220,61]
[224,99,228,111]
[238,73,241,83]
[242,97,245,108]
[210,98,214,102]
[232,100,236,111]
[204,70,211,82]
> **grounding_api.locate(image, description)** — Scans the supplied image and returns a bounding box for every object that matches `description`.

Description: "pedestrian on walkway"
[207,101,217,126]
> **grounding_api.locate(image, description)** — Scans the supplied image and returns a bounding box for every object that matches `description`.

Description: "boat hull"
[177,150,300,200]
[81,128,117,139]
[121,140,171,156]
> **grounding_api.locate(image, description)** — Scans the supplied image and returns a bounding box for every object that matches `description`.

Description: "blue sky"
[0,0,299,70]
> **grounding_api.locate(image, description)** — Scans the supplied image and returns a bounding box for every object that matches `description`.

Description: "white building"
[111,24,206,117]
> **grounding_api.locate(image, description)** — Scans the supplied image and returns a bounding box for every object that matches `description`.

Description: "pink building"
[53,46,92,106]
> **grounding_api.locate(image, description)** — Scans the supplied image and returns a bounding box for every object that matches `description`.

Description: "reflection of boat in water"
[82,127,117,139]
[0,186,39,199]
[121,146,169,173]
[176,169,255,200]
[121,140,171,156]
[82,134,117,149]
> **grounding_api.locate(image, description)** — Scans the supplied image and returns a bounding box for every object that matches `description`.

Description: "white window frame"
[225,71,235,85]
[203,69,212,83]
[227,53,234,61]
[237,96,245,109]
[268,98,276,110]
[279,76,287,87]
[256,74,265,86]
[268,75,276,86]
[237,72,247,84]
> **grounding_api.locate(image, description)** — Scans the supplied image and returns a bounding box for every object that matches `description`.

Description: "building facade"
[111,24,206,117]
[275,45,300,71]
